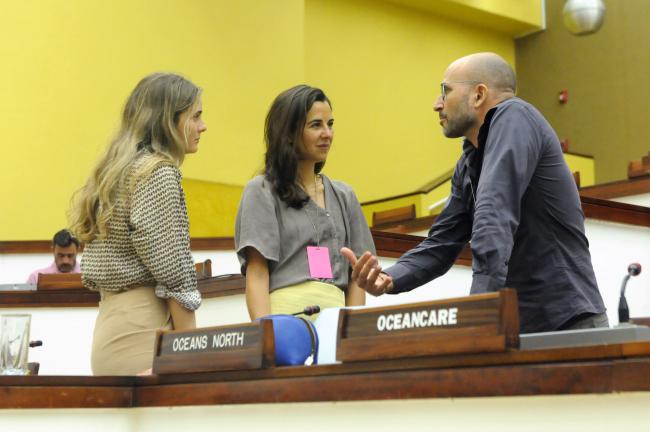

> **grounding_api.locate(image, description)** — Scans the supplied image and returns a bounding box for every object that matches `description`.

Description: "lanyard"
[303,204,321,247]
[300,174,325,246]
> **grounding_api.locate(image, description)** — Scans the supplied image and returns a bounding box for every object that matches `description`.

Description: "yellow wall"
[421,179,453,214]
[564,154,595,187]
[1,0,303,240]
[516,0,650,184]
[183,179,243,238]
[387,0,543,35]
[443,0,542,28]
[304,0,515,203]
[1,0,537,240]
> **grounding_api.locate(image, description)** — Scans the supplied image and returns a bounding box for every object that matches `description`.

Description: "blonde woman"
[69,73,207,375]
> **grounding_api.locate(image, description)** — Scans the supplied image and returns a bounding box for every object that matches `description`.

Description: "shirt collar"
[462,138,475,157]
[477,105,498,149]
[462,97,514,165]
[462,105,498,157]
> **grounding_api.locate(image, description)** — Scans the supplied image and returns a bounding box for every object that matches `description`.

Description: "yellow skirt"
[270,281,344,322]
[91,286,171,376]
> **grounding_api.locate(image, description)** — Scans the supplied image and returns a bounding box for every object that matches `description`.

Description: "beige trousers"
[270,280,345,322]
[91,286,171,376]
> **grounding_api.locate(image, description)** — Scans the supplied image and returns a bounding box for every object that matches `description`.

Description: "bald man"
[342,53,607,334]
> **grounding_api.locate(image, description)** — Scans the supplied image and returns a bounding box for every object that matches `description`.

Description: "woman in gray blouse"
[235,85,375,321]
[69,73,207,375]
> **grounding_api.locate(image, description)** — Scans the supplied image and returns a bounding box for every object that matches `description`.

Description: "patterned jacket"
[81,152,201,310]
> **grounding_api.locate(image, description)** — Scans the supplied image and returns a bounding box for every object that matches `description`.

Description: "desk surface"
[2,341,650,409]
[0,274,245,308]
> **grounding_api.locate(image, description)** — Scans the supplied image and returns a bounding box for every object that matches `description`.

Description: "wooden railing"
[580,176,650,200]
[5,197,646,257]
[371,196,650,234]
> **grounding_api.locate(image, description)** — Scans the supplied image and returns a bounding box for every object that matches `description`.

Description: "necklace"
[299,174,322,201]
[299,174,325,246]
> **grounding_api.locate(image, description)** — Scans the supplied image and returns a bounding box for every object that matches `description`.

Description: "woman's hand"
[167,298,196,330]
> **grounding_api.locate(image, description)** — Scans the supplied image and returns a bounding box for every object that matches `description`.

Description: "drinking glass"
[0,314,32,375]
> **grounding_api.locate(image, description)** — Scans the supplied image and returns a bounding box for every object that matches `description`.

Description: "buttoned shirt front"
[235,175,376,293]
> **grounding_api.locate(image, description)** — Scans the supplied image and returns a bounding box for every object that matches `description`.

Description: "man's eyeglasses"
[440,80,481,102]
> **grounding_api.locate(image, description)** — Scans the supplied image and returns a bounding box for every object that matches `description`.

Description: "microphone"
[628,263,642,276]
[292,305,321,316]
[619,263,642,324]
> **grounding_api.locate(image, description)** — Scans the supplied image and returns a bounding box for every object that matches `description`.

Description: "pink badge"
[306,246,333,279]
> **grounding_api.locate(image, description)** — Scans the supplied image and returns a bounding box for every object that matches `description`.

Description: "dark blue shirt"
[384,97,605,333]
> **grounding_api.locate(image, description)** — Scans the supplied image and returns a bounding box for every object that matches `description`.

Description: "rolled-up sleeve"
[385,164,472,294]
[130,165,201,310]
[234,177,281,274]
[470,104,542,292]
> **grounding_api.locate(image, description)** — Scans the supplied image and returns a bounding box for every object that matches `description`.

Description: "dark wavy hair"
[53,229,80,248]
[264,85,331,209]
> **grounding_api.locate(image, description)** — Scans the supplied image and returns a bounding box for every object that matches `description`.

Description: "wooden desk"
[3,342,650,409]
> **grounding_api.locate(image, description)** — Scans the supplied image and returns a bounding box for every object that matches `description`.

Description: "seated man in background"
[26,229,80,284]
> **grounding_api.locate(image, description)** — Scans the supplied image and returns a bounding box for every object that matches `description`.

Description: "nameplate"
[336,289,519,362]
[152,320,275,374]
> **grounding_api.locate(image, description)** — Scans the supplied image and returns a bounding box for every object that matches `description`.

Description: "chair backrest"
[194,259,212,279]
[372,204,416,228]
[37,273,83,290]
[573,171,581,188]
[628,152,650,179]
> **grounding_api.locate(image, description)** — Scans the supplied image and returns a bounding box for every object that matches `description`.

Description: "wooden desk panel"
[0,376,134,409]
[3,343,650,409]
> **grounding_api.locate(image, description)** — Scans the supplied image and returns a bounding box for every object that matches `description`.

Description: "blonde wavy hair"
[69,73,201,242]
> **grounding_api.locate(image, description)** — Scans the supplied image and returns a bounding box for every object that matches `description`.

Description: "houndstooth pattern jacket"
[81,153,201,310]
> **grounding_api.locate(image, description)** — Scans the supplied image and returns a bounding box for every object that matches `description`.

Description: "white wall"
[587,219,650,323]
[2,393,650,432]
[611,193,650,207]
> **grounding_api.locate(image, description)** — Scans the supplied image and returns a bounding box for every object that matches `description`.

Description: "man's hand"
[340,247,394,296]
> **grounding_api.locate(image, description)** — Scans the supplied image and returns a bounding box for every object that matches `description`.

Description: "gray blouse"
[235,175,375,292]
